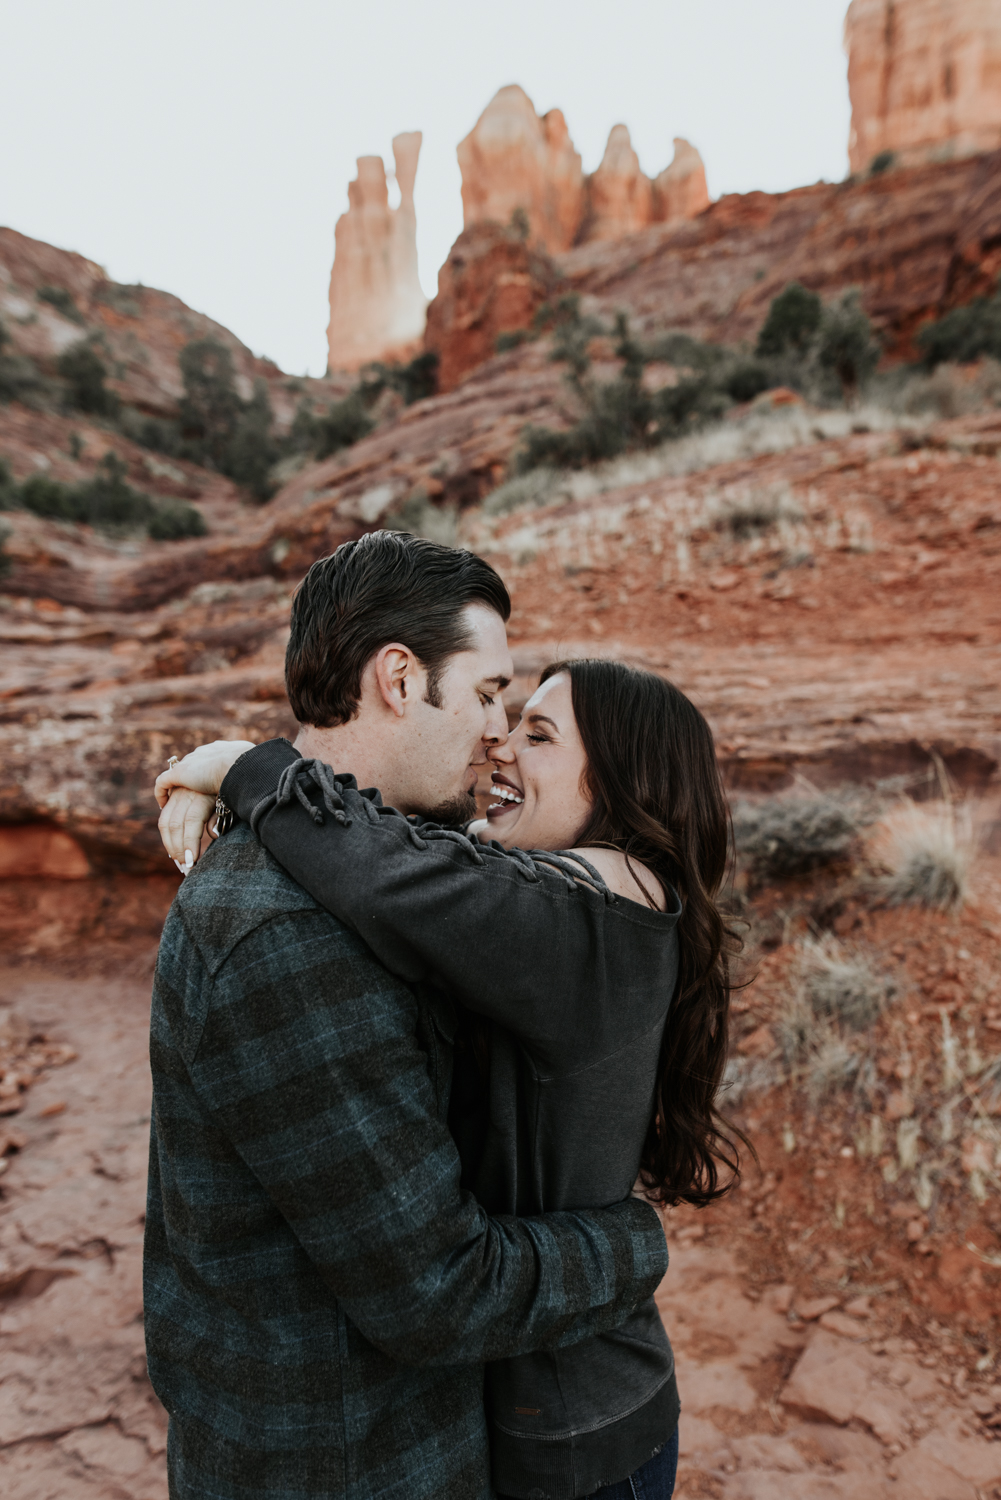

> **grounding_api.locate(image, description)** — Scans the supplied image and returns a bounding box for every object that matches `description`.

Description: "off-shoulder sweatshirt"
[221,740,682,1500]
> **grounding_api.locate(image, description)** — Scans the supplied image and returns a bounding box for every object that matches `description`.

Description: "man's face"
[400,604,513,822]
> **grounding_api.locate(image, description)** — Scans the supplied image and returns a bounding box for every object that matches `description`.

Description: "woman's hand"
[159,788,218,873]
[154,739,255,809]
[155,739,254,874]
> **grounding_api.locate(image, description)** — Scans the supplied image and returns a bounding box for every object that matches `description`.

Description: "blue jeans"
[586,1425,679,1499]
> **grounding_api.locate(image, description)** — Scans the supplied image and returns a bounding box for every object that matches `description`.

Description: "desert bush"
[36,285,85,325]
[0,521,10,578]
[179,339,242,469]
[800,935,889,1031]
[916,283,1001,368]
[313,391,373,459]
[360,351,440,407]
[58,342,119,416]
[0,338,46,404]
[732,795,861,881]
[120,410,184,456]
[224,379,277,502]
[878,801,971,910]
[496,329,530,354]
[817,290,879,401]
[869,150,896,175]
[515,311,724,473]
[9,452,205,539]
[725,362,772,403]
[147,500,208,540]
[709,483,804,538]
[755,283,822,359]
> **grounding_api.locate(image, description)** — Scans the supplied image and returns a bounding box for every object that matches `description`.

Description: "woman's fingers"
[153,739,255,808]
[158,789,216,869]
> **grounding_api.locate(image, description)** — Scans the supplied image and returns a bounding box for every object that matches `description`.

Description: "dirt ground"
[2,895,1001,1500]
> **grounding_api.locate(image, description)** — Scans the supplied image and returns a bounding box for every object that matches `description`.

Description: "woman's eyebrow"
[527,713,559,731]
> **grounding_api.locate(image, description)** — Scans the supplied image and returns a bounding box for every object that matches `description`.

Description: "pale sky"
[2,0,853,377]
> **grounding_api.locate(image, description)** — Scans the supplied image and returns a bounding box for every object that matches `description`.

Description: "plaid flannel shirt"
[144,824,669,1500]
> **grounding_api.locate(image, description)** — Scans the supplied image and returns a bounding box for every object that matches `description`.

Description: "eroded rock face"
[326,133,428,370]
[423,222,563,391]
[846,0,1001,173]
[457,86,585,253]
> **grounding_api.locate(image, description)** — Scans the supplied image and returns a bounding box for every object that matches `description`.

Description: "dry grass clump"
[733,795,862,882]
[707,484,804,538]
[777,937,890,1101]
[876,800,972,911]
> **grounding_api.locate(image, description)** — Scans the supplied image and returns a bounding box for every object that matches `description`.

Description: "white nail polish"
[184,850,194,869]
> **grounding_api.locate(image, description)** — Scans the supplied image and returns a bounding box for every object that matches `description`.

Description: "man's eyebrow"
[527,713,559,730]
[484,674,512,689]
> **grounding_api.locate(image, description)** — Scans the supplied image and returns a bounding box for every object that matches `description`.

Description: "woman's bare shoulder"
[568,847,667,910]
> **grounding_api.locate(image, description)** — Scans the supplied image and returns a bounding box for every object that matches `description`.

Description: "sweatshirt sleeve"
[220,743,679,1069]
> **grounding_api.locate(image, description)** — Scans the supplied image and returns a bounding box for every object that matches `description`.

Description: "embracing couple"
[147,530,740,1500]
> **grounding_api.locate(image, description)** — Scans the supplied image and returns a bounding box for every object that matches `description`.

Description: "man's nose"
[483,699,509,748]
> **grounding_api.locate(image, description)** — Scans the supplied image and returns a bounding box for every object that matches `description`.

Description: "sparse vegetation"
[0,451,207,540]
[36,285,85,325]
[755,282,822,359]
[778,937,890,1101]
[58,342,119,416]
[816,289,880,402]
[733,795,862,882]
[916,282,1001,368]
[877,801,972,910]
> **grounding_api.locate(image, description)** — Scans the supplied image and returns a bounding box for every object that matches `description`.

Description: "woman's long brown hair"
[540,658,746,1207]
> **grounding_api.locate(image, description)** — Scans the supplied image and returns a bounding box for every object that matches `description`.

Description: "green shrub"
[496,329,530,354]
[869,150,896,175]
[223,378,277,502]
[0,457,16,509]
[725,362,772,403]
[733,796,860,881]
[179,338,242,469]
[0,346,46,405]
[515,311,724,473]
[817,289,879,399]
[0,522,10,578]
[361,350,439,406]
[36,285,85,326]
[58,342,119,416]
[147,500,208,540]
[755,282,822,358]
[916,284,1001,367]
[9,451,206,540]
[314,392,373,459]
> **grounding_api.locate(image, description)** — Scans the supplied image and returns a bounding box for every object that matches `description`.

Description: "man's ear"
[372,643,423,719]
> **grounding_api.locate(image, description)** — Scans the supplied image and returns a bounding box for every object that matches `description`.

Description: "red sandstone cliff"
[846,0,1001,172]
[326,133,428,371]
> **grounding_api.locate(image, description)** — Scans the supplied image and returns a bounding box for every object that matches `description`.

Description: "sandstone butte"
[846,0,1001,172]
[326,132,427,371]
[456,84,710,252]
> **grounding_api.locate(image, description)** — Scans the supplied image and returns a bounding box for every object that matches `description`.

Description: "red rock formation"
[424,222,563,392]
[457,89,710,250]
[457,86,585,253]
[652,138,711,224]
[326,133,428,371]
[846,0,1001,173]
[584,125,654,241]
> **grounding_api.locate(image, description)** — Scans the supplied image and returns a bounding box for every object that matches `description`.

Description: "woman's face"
[484,672,593,850]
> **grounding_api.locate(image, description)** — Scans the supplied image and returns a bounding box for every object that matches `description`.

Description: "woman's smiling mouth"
[487,774,524,818]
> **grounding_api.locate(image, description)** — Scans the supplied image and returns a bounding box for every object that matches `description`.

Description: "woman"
[156,659,742,1500]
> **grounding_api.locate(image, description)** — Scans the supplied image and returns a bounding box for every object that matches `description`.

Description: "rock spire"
[327,132,427,371]
[457,87,710,250]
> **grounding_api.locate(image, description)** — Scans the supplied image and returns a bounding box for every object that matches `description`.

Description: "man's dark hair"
[285,531,511,726]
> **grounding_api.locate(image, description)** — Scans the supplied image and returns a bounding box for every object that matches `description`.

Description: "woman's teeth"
[490,785,524,806]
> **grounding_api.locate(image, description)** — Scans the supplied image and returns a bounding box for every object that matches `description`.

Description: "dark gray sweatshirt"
[221,742,682,1500]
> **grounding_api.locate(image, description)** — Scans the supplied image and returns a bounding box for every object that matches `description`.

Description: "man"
[146,532,669,1500]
